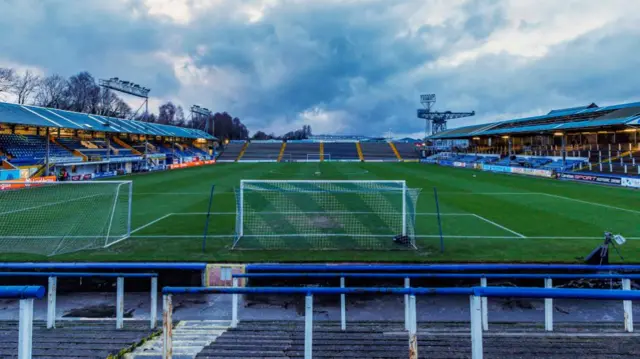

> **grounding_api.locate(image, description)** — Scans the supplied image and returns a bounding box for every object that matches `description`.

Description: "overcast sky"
[1,0,639,138]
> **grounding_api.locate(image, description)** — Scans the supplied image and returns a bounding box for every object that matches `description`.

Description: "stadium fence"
[234,272,639,333]
[0,272,158,329]
[161,285,640,359]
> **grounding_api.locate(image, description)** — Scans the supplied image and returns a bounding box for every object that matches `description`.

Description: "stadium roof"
[430,101,640,139]
[0,102,216,140]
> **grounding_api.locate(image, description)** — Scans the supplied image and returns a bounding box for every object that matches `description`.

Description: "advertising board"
[559,173,623,186]
[622,177,640,189]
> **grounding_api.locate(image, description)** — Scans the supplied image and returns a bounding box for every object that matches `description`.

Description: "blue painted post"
[433,187,444,253]
[202,184,216,252]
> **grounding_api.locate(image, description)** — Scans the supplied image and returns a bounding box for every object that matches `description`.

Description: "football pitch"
[3,162,640,263]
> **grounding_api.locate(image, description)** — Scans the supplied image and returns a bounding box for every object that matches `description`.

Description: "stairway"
[129,320,229,359]
[356,142,364,161]
[389,142,402,161]
[277,142,287,162]
[236,142,249,162]
[113,136,143,155]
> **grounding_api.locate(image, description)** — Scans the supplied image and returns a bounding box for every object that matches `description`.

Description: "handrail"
[160,286,640,359]
[0,272,158,329]
[0,272,157,278]
[244,263,640,271]
[0,286,45,359]
[234,272,640,280]
[163,286,473,295]
[0,262,205,270]
[0,286,45,299]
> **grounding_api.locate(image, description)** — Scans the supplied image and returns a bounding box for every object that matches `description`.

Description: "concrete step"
[127,320,229,359]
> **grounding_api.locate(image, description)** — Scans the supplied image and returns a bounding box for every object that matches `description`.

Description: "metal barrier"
[245,263,640,271]
[0,263,205,270]
[161,286,640,359]
[0,272,158,329]
[234,272,640,332]
[0,286,45,359]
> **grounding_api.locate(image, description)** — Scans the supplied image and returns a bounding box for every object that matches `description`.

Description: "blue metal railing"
[0,286,44,299]
[245,263,640,272]
[0,272,158,329]
[233,271,638,333]
[0,286,45,359]
[0,262,205,270]
[160,286,640,359]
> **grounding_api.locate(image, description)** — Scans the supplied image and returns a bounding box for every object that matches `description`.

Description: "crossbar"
[0,286,45,299]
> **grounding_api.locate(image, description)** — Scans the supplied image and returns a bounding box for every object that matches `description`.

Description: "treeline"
[0,68,313,142]
[252,125,312,141]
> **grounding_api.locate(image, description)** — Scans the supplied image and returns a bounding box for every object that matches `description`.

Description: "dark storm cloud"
[0,0,637,136]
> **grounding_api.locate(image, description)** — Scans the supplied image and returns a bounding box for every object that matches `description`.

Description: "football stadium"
[0,98,639,358]
[2,1,640,356]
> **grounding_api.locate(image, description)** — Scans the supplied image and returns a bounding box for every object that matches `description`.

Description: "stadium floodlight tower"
[191,105,213,135]
[99,77,151,154]
[417,94,475,138]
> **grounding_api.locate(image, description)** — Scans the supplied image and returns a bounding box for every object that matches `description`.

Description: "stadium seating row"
[216,141,420,162]
[0,134,209,166]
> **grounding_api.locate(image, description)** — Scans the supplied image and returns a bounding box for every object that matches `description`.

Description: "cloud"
[0,0,639,137]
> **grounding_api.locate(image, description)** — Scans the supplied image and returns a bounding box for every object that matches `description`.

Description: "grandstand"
[241,140,282,161]
[0,101,215,179]
[427,100,640,181]
[216,141,246,162]
[323,141,360,161]
[359,140,399,161]
[283,140,321,161]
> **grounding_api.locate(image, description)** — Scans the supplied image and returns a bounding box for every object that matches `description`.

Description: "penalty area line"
[472,214,526,238]
[130,213,174,234]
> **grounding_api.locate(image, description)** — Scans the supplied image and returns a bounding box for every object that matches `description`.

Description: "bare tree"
[11,70,40,104]
[34,74,68,108]
[0,68,15,98]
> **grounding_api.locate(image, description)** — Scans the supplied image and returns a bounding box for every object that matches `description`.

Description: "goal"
[306,154,330,162]
[233,180,420,250]
[0,180,132,255]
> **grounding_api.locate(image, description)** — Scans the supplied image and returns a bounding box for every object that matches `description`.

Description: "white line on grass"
[171,212,474,216]
[439,192,539,195]
[131,235,233,238]
[538,193,640,215]
[134,192,215,195]
[130,213,174,234]
[415,235,520,239]
[472,214,526,238]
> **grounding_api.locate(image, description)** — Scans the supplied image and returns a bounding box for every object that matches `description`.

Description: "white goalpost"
[0,180,133,255]
[234,180,420,250]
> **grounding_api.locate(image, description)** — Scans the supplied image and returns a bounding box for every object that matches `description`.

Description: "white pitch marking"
[170,212,474,216]
[130,213,174,234]
[472,214,526,238]
[538,193,640,215]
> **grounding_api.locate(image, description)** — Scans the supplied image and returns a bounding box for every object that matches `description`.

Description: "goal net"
[0,180,132,256]
[234,180,420,250]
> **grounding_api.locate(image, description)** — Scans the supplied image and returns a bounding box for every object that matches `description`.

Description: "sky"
[1,0,640,138]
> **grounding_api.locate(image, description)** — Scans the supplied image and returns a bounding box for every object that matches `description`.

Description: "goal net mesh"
[234,180,420,250]
[0,181,132,256]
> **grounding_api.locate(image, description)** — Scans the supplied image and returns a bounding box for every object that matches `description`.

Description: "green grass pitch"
[2,162,639,263]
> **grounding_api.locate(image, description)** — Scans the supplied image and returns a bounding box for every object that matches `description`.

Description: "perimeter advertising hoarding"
[481,164,511,173]
[0,176,57,190]
[559,173,623,186]
[622,177,640,189]
[510,167,553,178]
[168,159,215,170]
